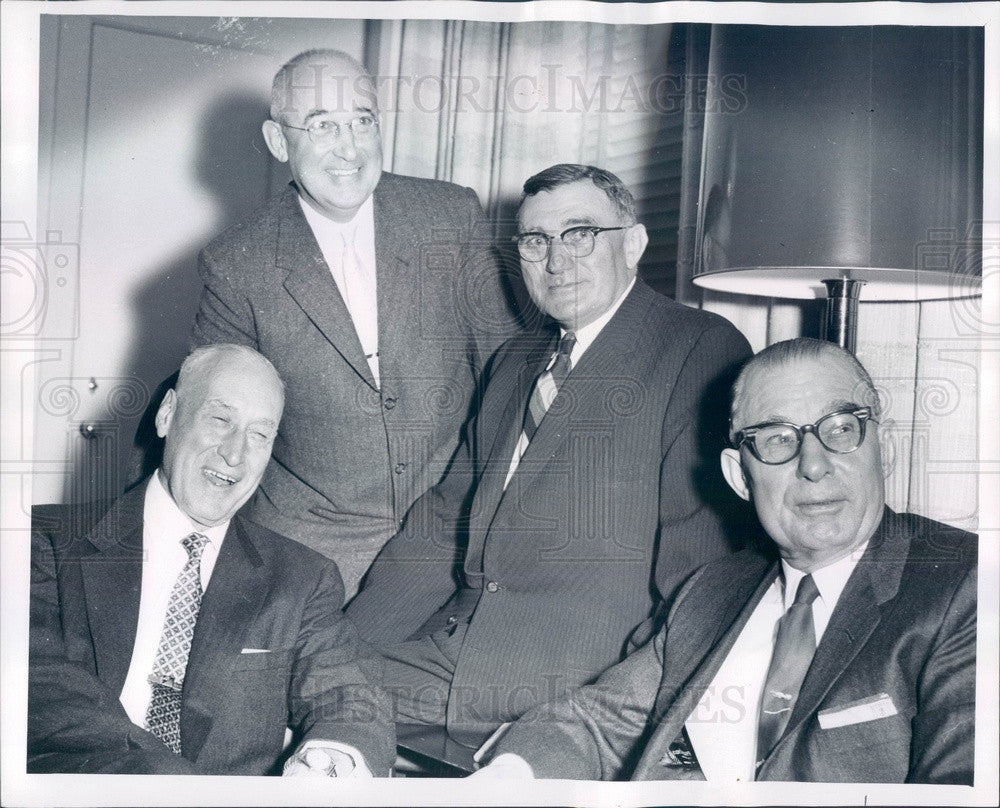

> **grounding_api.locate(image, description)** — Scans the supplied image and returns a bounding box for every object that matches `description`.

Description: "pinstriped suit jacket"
[348,279,752,741]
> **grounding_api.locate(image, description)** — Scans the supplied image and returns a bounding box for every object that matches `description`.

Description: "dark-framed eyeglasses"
[278,114,379,145]
[733,407,878,465]
[513,225,627,262]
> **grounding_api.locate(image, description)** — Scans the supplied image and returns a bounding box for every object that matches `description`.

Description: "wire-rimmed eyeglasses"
[513,226,627,262]
[278,114,379,145]
[733,407,878,465]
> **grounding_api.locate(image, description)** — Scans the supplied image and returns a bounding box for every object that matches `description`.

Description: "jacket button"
[394,463,407,474]
[384,397,397,410]
[486,581,499,593]
[446,615,458,625]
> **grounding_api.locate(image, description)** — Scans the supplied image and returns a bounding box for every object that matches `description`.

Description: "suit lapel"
[474,337,555,523]
[180,518,271,762]
[633,556,777,779]
[772,510,907,752]
[372,173,422,385]
[276,186,377,389]
[79,485,145,693]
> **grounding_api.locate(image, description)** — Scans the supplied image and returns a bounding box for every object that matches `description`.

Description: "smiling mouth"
[203,468,238,487]
[326,167,361,177]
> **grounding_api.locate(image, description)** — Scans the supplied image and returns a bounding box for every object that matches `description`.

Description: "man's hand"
[283,745,367,778]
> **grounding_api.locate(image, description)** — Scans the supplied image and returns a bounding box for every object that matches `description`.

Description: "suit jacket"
[191,172,519,594]
[348,280,752,740]
[495,508,977,784]
[28,482,395,775]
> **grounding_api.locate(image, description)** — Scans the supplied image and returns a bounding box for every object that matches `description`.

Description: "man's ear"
[155,389,178,439]
[876,418,896,479]
[721,447,751,501]
[624,223,649,270]
[262,120,289,163]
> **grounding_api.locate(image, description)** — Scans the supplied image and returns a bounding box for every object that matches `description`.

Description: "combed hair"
[522,164,638,224]
[270,49,375,123]
[177,344,285,400]
[729,338,881,443]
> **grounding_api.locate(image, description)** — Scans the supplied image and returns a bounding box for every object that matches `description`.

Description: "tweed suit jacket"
[28,482,395,775]
[494,508,977,784]
[348,280,752,740]
[191,172,519,593]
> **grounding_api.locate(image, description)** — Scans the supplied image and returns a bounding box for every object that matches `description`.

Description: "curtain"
[369,20,979,532]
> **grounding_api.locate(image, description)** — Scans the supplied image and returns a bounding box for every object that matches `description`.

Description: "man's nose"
[796,431,834,482]
[329,128,358,161]
[219,431,247,467]
[545,240,574,273]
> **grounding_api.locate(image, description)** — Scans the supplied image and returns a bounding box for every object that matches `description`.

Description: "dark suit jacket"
[191,172,519,593]
[495,508,977,784]
[28,482,395,775]
[348,280,752,740]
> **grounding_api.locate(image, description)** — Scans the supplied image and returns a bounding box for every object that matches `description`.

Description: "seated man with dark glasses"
[473,337,976,784]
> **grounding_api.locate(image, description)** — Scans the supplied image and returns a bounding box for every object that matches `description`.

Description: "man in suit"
[347,164,752,745]
[476,337,976,784]
[191,49,518,596]
[29,344,394,776]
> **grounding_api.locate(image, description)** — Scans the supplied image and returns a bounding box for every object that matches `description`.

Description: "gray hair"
[729,338,881,443]
[177,343,284,402]
[522,164,638,224]
[270,49,377,123]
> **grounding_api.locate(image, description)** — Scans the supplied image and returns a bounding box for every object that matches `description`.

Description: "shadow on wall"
[73,92,274,498]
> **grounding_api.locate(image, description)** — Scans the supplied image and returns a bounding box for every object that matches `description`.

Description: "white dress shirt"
[504,277,636,488]
[684,544,868,781]
[299,195,380,383]
[118,473,227,725]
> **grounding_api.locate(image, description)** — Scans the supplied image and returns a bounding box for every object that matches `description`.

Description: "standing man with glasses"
[475,338,976,784]
[192,50,519,597]
[348,164,751,745]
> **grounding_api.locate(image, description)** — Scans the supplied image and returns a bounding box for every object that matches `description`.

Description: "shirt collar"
[148,472,229,549]
[560,276,636,354]
[298,192,375,242]
[779,541,869,612]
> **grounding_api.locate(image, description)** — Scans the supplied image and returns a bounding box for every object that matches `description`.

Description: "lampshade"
[693,25,983,302]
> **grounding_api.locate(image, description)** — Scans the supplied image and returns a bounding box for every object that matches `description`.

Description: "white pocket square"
[240,648,271,654]
[818,693,897,729]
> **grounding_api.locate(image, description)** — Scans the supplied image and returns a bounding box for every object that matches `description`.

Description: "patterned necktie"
[522,332,576,443]
[755,573,820,769]
[145,532,210,754]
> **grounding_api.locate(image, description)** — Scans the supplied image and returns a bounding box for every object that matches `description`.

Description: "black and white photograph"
[2,1,997,806]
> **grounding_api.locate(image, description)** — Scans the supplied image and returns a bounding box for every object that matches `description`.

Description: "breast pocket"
[232,648,294,673]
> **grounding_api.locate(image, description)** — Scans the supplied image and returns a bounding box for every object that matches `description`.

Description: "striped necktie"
[145,532,210,754]
[522,331,576,443]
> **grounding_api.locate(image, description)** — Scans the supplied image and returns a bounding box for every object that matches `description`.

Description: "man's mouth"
[326,167,361,177]
[795,498,846,515]
[203,468,238,487]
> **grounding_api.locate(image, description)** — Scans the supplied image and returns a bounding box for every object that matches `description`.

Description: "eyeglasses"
[278,114,379,145]
[734,407,877,465]
[513,226,627,262]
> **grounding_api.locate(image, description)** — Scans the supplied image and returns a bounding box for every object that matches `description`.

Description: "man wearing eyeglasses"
[348,164,751,746]
[475,337,976,784]
[191,50,518,597]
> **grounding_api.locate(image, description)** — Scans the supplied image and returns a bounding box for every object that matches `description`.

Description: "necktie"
[522,332,576,443]
[145,532,210,754]
[755,573,820,768]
